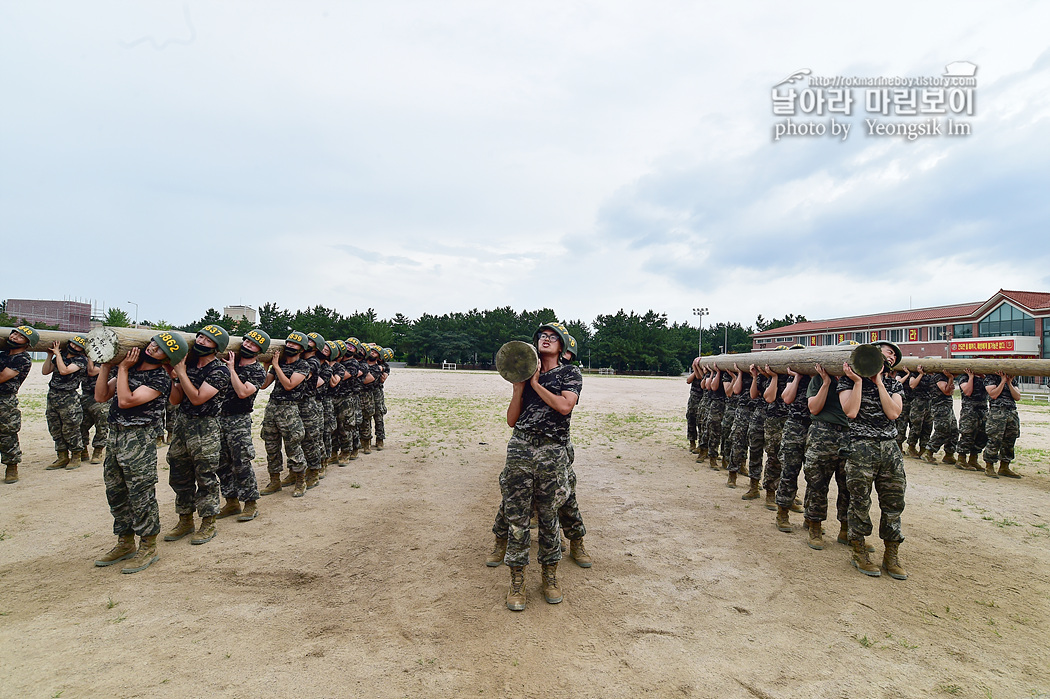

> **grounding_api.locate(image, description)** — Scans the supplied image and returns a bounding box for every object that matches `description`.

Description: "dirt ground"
[2,367,1049,699]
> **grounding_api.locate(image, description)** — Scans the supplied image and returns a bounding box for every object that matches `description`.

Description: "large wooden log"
[84,327,285,363]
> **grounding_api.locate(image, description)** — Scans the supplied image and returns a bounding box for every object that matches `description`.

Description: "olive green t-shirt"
[806,374,848,427]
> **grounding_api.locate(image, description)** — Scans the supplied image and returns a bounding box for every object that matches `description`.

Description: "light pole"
[127,301,139,328]
[693,307,709,356]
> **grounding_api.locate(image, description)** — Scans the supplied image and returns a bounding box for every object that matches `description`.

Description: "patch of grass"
[853,634,875,648]
[938,685,962,696]
[350,482,361,489]
[111,610,127,624]
[106,597,118,609]
[975,599,997,608]
[996,517,1020,528]
[0,530,8,542]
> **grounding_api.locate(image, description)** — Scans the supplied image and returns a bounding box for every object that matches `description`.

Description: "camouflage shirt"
[108,367,172,428]
[365,362,383,391]
[0,350,32,396]
[221,361,266,416]
[961,375,988,405]
[984,375,1018,411]
[807,374,848,427]
[329,362,347,395]
[82,365,117,399]
[930,373,955,405]
[708,373,726,402]
[269,357,311,402]
[909,372,935,399]
[179,358,231,418]
[837,374,903,440]
[316,362,333,398]
[303,356,321,399]
[49,352,88,392]
[514,364,583,445]
[786,374,812,421]
[764,374,791,419]
[689,376,703,396]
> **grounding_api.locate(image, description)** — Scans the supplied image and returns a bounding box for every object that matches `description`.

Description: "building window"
[929,326,947,341]
[978,302,1036,337]
[853,332,867,343]
[953,323,973,339]
[887,329,904,342]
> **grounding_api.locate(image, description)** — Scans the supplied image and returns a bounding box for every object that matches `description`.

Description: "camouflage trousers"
[298,396,324,472]
[895,396,911,444]
[907,396,932,451]
[776,417,809,507]
[104,423,161,536]
[983,407,1019,465]
[705,401,725,459]
[0,394,23,466]
[262,400,307,474]
[957,403,988,455]
[803,421,850,524]
[499,430,570,567]
[374,388,387,440]
[845,438,906,543]
[686,392,701,441]
[321,396,335,460]
[927,400,959,455]
[163,401,178,438]
[217,413,261,502]
[46,388,83,453]
[720,401,736,460]
[697,397,710,451]
[747,406,767,479]
[493,448,586,542]
[728,404,754,474]
[166,412,221,518]
[359,390,377,443]
[761,415,786,491]
[80,395,110,449]
[333,394,361,453]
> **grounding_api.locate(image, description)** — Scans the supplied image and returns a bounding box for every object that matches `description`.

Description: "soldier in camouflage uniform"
[165,325,232,545]
[373,347,393,449]
[694,367,710,459]
[957,370,988,471]
[702,367,726,470]
[838,342,908,580]
[43,335,89,469]
[80,357,111,464]
[802,363,852,551]
[93,337,182,574]
[216,329,269,523]
[742,364,768,500]
[775,361,810,532]
[894,371,912,447]
[924,368,959,465]
[296,332,327,489]
[982,371,1022,479]
[719,367,738,470]
[499,322,581,611]
[317,341,338,465]
[906,367,935,458]
[359,344,382,453]
[760,364,790,509]
[345,337,372,457]
[260,332,311,496]
[726,363,753,488]
[1,326,38,484]
[685,359,703,453]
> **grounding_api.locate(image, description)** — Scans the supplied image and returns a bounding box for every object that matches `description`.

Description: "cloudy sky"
[2,1,1049,330]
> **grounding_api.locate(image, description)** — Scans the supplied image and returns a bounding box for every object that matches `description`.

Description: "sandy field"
[2,366,1049,698]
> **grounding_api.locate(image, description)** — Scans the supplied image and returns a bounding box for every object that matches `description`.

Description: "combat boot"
[838,523,873,551]
[726,471,738,489]
[349,445,359,460]
[984,460,999,478]
[260,473,282,495]
[708,455,719,471]
[237,500,258,522]
[362,439,372,455]
[741,478,761,500]
[882,540,908,580]
[79,448,90,463]
[569,538,592,568]
[541,563,562,604]
[375,439,384,451]
[47,451,70,470]
[191,516,216,545]
[850,538,881,577]
[789,498,803,514]
[336,450,349,466]
[4,465,17,484]
[164,513,195,541]
[280,470,296,486]
[91,447,104,464]
[806,520,824,550]
[764,490,777,511]
[94,533,137,567]
[998,461,1022,479]
[942,452,956,465]
[689,439,697,453]
[217,498,241,519]
[292,471,306,498]
[906,444,920,458]
[486,537,507,567]
[306,469,320,489]
[506,566,526,611]
[776,506,792,533]
[967,452,980,470]
[922,450,938,464]
[121,535,159,574]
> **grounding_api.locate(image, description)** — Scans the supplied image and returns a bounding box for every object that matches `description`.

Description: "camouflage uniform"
[298,355,325,474]
[696,388,710,453]
[46,351,88,454]
[957,376,989,457]
[493,441,587,542]
[500,364,582,567]
[803,375,850,525]
[926,372,959,457]
[705,372,726,459]
[80,367,111,450]
[894,372,912,445]
[373,361,389,441]
[761,374,790,491]
[838,374,906,543]
[359,362,383,445]
[776,374,811,508]
[686,377,702,443]
[746,377,768,479]
[217,359,266,503]
[728,372,754,475]
[982,375,1020,465]
[907,372,934,452]
[262,356,310,474]
[0,348,33,468]
[343,357,365,450]
[163,400,177,440]
[329,360,351,455]
[104,366,171,536]
[318,361,335,461]
[167,357,230,518]
[720,379,737,461]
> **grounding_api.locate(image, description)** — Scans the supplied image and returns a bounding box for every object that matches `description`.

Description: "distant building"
[224,305,256,324]
[6,299,91,332]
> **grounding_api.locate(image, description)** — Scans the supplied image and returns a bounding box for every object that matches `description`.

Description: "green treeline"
[174,304,760,375]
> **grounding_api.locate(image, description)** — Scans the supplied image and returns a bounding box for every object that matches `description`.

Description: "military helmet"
[152,332,190,365]
[872,340,903,368]
[381,347,394,362]
[534,321,570,352]
[285,330,309,351]
[837,340,859,346]
[307,332,326,351]
[198,324,230,353]
[242,328,271,353]
[367,343,381,355]
[334,339,348,357]
[68,335,88,351]
[774,345,788,351]
[564,334,578,359]
[346,337,360,349]
[323,341,339,358]
[788,343,805,350]
[9,325,39,347]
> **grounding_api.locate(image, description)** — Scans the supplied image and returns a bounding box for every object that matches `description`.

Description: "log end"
[86,327,121,364]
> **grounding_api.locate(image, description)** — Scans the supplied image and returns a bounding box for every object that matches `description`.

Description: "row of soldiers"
[0,325,393,574]
[685,342,1024,579]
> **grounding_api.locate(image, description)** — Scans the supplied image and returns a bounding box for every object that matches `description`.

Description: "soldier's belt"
[812,421,848,432]
[512,428,564,448]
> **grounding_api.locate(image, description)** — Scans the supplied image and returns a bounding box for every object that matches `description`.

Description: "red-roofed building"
[751,290,1050,364]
